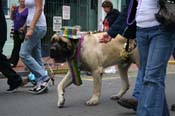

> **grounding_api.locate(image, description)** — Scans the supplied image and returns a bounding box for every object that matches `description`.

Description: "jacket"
[0,0,7,53]
[103,9,120,28]
[107,0,137,39]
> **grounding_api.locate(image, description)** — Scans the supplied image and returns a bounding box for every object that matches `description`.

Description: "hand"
[10,6,16,12]
[26,28,33,39]
[19,27,24,33]
[99,32,112,43]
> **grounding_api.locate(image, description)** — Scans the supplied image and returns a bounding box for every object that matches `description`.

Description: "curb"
[1,61,174,79]
[0,71,29,79]
[0,68,68,79]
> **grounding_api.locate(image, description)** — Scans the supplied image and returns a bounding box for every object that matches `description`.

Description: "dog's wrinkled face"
[50,34,76,63]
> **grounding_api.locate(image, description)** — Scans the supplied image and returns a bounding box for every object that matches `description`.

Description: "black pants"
[0,7,22,87]
[9,31,24,66]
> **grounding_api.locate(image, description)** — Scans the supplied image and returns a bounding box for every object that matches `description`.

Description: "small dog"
[50,32,139,108]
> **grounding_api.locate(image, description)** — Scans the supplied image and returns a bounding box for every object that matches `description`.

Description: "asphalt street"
[0,73,175,116]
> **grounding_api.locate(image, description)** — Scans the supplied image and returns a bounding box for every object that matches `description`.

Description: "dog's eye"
[51,39,58,44]
[60,42,67,48]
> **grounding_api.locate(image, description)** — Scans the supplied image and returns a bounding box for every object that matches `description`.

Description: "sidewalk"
[1,57,175,78]
[0,57,68,78]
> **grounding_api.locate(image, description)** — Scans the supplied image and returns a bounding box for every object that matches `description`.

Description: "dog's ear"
[51,34,59,43]
[60,37,72,49]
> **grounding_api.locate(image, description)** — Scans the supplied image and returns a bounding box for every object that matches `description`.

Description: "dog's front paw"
[57,95,65,108]
[86,97,100,106]
[110,95,120,101]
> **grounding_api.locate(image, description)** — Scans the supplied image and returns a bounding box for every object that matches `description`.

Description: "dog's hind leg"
[57,71,72,108]
[86,67,103,106]
[110,64,130,100]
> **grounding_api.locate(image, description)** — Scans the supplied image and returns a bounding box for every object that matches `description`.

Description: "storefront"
[43,0,98,56]
[3,0,124,56]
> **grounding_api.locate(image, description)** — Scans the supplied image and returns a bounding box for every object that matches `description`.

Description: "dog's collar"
[76,37,83,60]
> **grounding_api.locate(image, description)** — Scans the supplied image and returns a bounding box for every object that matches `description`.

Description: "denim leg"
[137,26,174,116]
[133,29,149,100]
[132,69,143,100]
[20,26,49,83]
[162,97,170,116]
[32,36,44,67]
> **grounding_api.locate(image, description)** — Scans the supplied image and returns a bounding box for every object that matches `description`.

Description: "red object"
[103,19,109,31]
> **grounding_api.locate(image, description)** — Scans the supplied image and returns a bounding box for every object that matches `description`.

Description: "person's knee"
[19,49,29,59]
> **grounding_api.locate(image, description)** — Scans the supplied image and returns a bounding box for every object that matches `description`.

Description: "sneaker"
[117,98,138,111]
[28,79,50,94]
[28,85,48,94]
[6,87,18,93]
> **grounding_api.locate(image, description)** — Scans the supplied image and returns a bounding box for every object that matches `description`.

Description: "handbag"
[18,26,27,40]
[155,0,175,26]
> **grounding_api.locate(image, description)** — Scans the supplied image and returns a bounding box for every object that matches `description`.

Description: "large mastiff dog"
[50,32,139,108]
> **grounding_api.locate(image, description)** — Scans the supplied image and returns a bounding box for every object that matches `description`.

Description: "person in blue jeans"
[117,32,175,113]
[101,0,175,115]
[20,0,50,94]
[136,26,174,116]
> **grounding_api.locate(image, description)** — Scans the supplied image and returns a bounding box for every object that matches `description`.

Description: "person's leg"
[137,26,174,116]
[0,54,22,88]
[32,39,44,67]
[0,10,22,91]
[9,31,23,66]
[20,26,49,84]
[0,12,7,53]
[132,66,145,100]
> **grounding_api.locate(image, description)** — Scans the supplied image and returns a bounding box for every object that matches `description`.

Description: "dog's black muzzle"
[50,41,75,63]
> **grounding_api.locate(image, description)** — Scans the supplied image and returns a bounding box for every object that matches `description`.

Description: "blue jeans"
[133,30,175,100]
[133,68,143,100]
[135,25,175,116]
[20,26,49,84]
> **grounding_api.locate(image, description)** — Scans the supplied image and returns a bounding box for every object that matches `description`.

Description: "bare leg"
[57,71,72,108]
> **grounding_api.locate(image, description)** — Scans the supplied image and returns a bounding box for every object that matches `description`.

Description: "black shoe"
[6,81,21,93]
[117,98,138,111]
[6,87,18,93]
[171,104,175,111]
